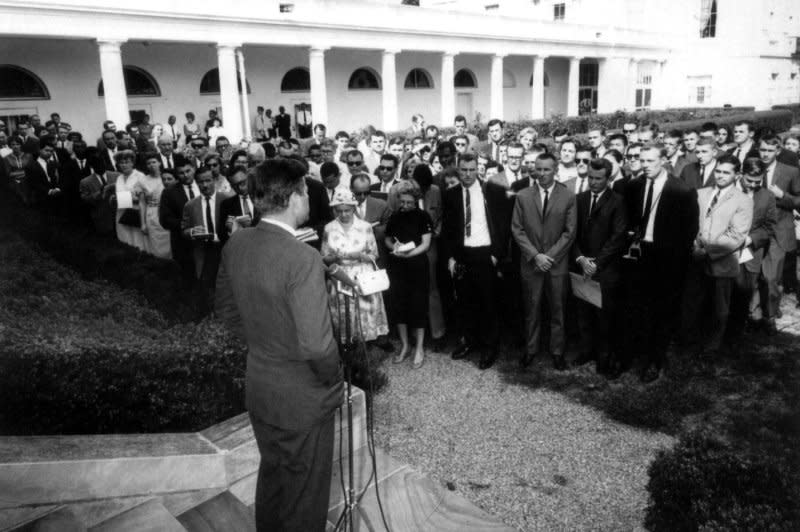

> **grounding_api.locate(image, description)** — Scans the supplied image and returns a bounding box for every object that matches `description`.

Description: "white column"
[236,48,252,140]
[567,56,582,117]
[309,47,329,129]
[97,39,129,128]
[490,53,505,120]
[440,52,456,126]
[531,55,547,119]
[625,58,639,111]
[651,60,666,110]
[381,49,399,132]
[217,43,244,142]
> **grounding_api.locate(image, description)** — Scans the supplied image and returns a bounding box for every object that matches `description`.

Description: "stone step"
[177,491,255,532]
[18,507,85,532]
[88,500,185,532]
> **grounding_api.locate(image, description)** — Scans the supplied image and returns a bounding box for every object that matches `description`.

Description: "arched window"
[98,66,160,97]
[503,69,516,88]
[0,65,50,100]
[404,68,433,89]
[348,67,381,90]
[199,68,251,95]
[281,67,310,92]
[454,68,477,88]
[528,73,551,87]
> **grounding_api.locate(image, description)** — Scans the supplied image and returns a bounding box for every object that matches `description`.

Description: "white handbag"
[356,260,390,296]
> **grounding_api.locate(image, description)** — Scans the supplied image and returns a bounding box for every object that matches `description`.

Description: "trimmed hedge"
[646,431,800,532]
[0,230,246,434]
[0,192,200,324]
[772,103,800,123]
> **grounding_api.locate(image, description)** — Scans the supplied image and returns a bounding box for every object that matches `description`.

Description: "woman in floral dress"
[321,189,389,344]
[134,153,172,259]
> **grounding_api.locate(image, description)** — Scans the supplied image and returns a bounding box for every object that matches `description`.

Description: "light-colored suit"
[512,182,577,356]
[696,185,753,278]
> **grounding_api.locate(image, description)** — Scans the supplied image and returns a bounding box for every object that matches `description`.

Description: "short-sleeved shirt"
[386,208,433,247]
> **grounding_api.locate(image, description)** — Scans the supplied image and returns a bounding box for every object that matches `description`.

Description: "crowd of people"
[3,108,800,383]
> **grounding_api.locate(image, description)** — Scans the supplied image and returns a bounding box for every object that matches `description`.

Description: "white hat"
[329,189,358,207]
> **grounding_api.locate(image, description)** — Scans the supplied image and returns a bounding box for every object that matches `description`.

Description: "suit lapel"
[531,183,544,219]
[589,190,611,222]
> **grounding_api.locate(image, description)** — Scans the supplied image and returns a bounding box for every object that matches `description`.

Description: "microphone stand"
[335,287,359,532]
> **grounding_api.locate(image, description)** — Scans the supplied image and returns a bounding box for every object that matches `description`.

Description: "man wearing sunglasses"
[622,122,638,143]
[613,143,643,194]
[343,149,368,186]
[563,146,593,195]
[370,154,400,197]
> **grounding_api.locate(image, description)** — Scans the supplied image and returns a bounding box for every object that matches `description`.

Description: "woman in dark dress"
[385,180,432,369]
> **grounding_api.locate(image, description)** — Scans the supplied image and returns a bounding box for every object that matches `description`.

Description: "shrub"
[772,103,800,123]
[645,431,800,532]
[0,192,200,323]
[0,231,246,434]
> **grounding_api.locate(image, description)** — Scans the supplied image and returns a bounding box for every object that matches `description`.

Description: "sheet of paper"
[569,272,602,309]
[739,247,753,264]
[116,190,133,209]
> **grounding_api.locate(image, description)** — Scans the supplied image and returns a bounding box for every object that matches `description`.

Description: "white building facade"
[0,0,797,141]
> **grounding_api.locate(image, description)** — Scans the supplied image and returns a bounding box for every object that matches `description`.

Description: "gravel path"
[372,353,675,532]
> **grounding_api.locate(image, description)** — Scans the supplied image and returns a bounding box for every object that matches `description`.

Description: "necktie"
[242,196,252,217]
[579,177,586,193]
[46,162,57,184]
[187,186,195,199]
[590,193,598,215]
[205,197,215,235]
[734,147,741,161]
[464,187,472,237]
[99,173,106,187]
[166,156,172,170]
[707,190,720,217]
[542,188,549,217]
[642,180,654,229]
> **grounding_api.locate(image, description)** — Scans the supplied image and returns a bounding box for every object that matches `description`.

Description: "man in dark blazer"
[512,152,577,371]
[59,140,93,223]
[79,155,117,236]
[215,158,342,532]
[680,138,719,189]
[623,145,699,382]
[571,158,627,376]
[351,173,391,266]
[757,136,800,332]
[181,166,233,313]
[25,136,62,213]
[729,158,777,340]
[302,174,333,248]
[219,167,256,243]
[442,152,511,369]
[159,159,201,286]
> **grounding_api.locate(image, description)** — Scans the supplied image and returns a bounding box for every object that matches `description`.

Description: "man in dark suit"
[99,129,118,173]
[59,140,93,223]
[728,120,759,165]
[275,105,292,140]
[181,166,232,313]
[302,173,333,248]
[79,155,116,236]
[25,135,62,213]
[680,138,719,189]
[219,167,256,243]
[159,159,201,286]
[370,153,400,197]
[489,142,524,189]
[623,145,699,382]
[571,158,627,376]
[442,153,510,369]
[758,135,800,333]
[215,158,342,532]
[475,118,505,162]
[351,173,390,265]
[512,152,577,371]
[729,158,777,340]
[613,142,643,194]
[663,129,690,178]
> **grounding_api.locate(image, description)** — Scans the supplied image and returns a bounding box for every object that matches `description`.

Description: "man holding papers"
[570,158,628,378]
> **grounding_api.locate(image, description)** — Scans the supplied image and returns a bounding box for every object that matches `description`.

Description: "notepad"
[569,272,602,309]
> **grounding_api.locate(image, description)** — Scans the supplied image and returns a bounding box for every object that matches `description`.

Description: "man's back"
[215,222,342,430]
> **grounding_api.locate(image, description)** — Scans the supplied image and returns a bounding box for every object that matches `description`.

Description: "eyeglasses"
[623,128,636,134]
[378,165,395,171]
[576,158,591,164]
[353,191,370,197]
[625,154,640,160]
[346,160,362,166]
[191,144,205,149]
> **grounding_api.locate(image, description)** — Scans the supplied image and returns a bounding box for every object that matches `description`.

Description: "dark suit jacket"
[100,148,117,173]
[79,172,117,235]
[623,172,699,259]
[511,182,577,276]
[441,180,511,263]
[215,221,343,429]
[25,159,60,209]
[571,189,628,281]
[219,194,256,243]
[181,193,231,278]
[743,187,777,273]
[680,161,717,190]
[727,143,760,161]
[511,177,536,194]
[159,183,195,266]
[60,158,92,218]
[769,161,800,252]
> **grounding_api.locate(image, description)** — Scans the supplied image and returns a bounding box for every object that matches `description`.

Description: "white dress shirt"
[262,217,295,235]
[202,193,219,242]
[463,181,491,247]
[183,182,200,199]
[765,161,777,188]
[643,171,668,243]
[539,182,555,207]
[574,175,589,194]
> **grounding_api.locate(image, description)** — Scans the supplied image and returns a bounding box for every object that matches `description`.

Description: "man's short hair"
[734,120,755,133]
[507,142,525,152]
[531,143,549,154]
[313,124,326,133]
[487,119,503,129]
[536,152,558,165]
[458,152,477,165]
[195,165,214,178]
[215,136,229,145]
[371,130,386,140]
[588,125,606,136]
[380,153,399,167]
[666,129,684,141]
[701,122,718,133]
[559,137,578,151]
[589,158,613,178]
[251,159,308,214]
[335,130,349,140]
[696,137,718,148]
[388,137,405,147]
[683,128,699,136]
[551,127,570,138]
[345,149,364,160]
[639,122,660,134]
[350,173,372,187]
[308,143,321,153]
[320,161,340,179]
[38,134,56,148]
[742,157,766,176]
[604,149,623,164]
[716,154,741,173]
[608,133,628,147]
[102,120,115,130]
[454,115,467,124]
[759,135,781,147]
[485,160,504,172]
